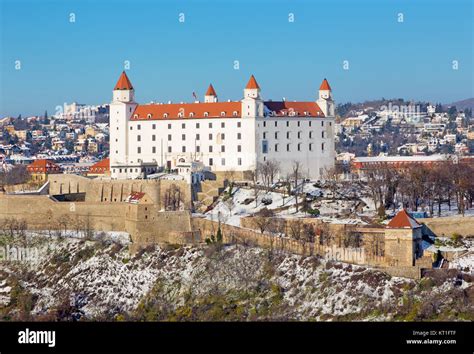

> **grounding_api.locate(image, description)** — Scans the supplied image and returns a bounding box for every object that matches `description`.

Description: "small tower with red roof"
[242,74,264,118]
[385,209,424,267]
[204,84,218,103]
[316,78,335,117]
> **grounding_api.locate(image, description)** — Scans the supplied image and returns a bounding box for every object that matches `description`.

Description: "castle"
[109,72,336,180]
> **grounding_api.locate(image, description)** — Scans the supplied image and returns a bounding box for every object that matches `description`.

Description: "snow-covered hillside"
[1,235,472,321]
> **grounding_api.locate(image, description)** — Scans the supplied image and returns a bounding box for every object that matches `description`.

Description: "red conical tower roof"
[245,75,260,89]
[114,71,133,90]
[205,84,217,96]
[319,78,331,91]
[387,209,421,229]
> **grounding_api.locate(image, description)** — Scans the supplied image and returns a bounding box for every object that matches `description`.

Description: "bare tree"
[288,219,303,241]
[260,159,280,192]
[291,161,302,212]
[249,166,261,208]
[253,208,274,234]
[164,184,183,211]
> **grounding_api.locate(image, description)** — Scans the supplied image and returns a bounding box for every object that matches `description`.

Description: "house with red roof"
[87,158,110,177]
[27,159,62,182]
[108,71,336,180]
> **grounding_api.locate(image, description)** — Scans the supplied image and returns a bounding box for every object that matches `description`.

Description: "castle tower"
[204,84,218,103]
[242,74,264,118]
[316,78,335,117]
[110,71,138,178]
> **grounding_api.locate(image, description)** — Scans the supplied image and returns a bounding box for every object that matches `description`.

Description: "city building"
[109,72,336,180]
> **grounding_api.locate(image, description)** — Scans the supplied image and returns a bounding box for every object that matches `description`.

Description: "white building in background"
[109,71,336,180]
[58,102,109,123]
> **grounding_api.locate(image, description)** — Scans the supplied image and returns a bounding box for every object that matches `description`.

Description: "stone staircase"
[195,179,228,212]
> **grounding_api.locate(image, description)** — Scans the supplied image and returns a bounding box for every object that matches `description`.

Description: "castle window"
[152,135,156,141]
[297,121,300,127]
[204,112,209,117]
[153,124,156,129]
[322,143,325,151]
[130,126,133,130]
[221,145,225,152]
[238,157,242,166]
[237,133,241,140]
[237,121,241,128]
[137,147,141,154]
[209,158,213,166]
[275,143,279,152]
[178,112,184,118]
[309,121,312,127]
[309,143,313,151]
[321,121,324,126]
[287,132,290,139]
[196,134,200,140]
[168,146,172,153]
[221,158,225,166]
[189,112,194,118]
[182,146,186,153]
[196,122,200,128]
[168,123,171,129]
[329,122,332,126]
[263,121,266,127]
[237,145,241,152]
[262,141,268,154]
[182,134,186,141]
[209,146,213,153]
[221,122,225,128]
[164,113,168,118]
[286,121,289,127]
[133,114,138,119]
[309,131,313,139]
[275,121,278,127]
[263,132,267,139]
[138,124,141,130]
[196,146,200,153]
[182,123,186,129]
[209,122,212,128]
[298,131,302,139]
[297,143,301,151]
[168,134,172,141]
[233,111,238,117]
[147,114,152,119]
[137,135,141,142]
[322,131,325,138]
[287,144,290,152]
[221,133,225,140]
[209,133,213,140]
[152,146,156,153]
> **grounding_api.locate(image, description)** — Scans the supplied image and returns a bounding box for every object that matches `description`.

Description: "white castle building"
[109,71,335,180]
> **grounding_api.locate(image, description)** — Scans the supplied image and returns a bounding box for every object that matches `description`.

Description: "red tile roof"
[205,84,217,96]
[88,158,110,174]
[130,100,325,120]
[319,78,331,91]
[265,101,325,117]
[386,209,421,229]
[27,159,62,173]
[126,192,146,203]
[131,102,242,120]
[245,75,260,89]
[114,71,133,90]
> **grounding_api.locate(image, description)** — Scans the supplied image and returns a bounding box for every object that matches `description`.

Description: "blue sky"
[0,0,472,116]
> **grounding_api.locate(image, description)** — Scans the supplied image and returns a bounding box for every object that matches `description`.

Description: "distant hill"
[448,98,474,111]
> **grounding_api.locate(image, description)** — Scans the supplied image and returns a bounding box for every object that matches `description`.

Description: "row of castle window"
[262,131,326,139]
[134,131,325,142]
[262,142,325,153]
[261,120,332,128]
[127,120,331,130]
[134,143,324,155]
[129,121,242,130]
[136,145,242,154]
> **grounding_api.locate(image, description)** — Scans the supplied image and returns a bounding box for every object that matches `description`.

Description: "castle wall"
[418,216,474,237]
